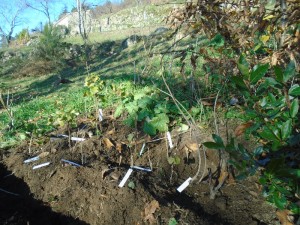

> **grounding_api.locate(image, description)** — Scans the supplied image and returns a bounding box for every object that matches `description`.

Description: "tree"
[0,0,26,44]
[24,0,56,24]
[76,0,91,42]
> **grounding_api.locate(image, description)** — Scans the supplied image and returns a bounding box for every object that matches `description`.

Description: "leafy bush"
[205,60,300,213]
[33,24,68,66]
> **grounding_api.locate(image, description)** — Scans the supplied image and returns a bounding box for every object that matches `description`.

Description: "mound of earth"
[0,116,279,225]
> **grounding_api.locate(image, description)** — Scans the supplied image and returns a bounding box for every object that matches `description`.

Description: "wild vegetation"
[0,0,299,224]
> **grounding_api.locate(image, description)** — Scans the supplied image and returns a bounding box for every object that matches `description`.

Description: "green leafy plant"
[113,85,179,136]
[205,59,300,213]
[168,217,178,225]
[167,156,181,165]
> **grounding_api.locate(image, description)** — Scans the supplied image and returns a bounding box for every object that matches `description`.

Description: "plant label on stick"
[61,159,81,167]
[33,162,51,170]
[99,108,103,121]
[177,177,192,193]
[71,137,86,142]
[119,168,133,188]
[24,156,39,164]
[139,143,146,156]
[131,166,152,172]
[166,131,173,149]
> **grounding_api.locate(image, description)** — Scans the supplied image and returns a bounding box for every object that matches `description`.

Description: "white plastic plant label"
[118,168,133,188]
[131,166,152,172]
[139,143,146,156]
[61,159,81,167]
[166,131,174,149]
[24,156,39,164]
[99,108,103,121]
[33,162,51,170]
[177,177,192,193]
[71,137,86,142]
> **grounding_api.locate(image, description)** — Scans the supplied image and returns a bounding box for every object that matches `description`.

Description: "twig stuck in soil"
[0,188,20,196]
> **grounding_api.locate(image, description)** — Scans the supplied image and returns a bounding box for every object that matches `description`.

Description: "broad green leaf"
[260,35,270,43]
[289,85,300,96]
[128,181,135,189]
[290,99,299,118]
[137,109,151,121]
[273,192,287,210]
[250,64,269,84]
[150,113,169,132]
[259,126,278,141]
[177,123,189,132]
[210,33,224,47]
[168,218,178,225]
[237,54,249,78]
[290,204,300,215]
[274,66,283,83]
[138,96,153,108]
[124,116,135,127]
[283,61,296,82]
[19,133,26,140]
[231,76,248,90]
[143,122,156,135]
[114,104,124,118]
[203,142,223,149]
[281,119,292,140]
[125,102,139,115]
[212,134,224,146]
[134,92,146,100]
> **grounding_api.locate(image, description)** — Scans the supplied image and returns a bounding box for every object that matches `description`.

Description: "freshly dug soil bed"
[0,118,280,225]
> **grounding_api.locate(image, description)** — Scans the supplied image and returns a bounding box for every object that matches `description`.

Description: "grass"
[64,26,163,45]
[0,23,214,149]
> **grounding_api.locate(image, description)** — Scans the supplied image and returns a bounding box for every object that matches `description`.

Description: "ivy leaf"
[283,61,295,82]
[149,113,169,132]
[250,64,269,85]
[203,142,224,150]
[237,54,249,78]
[289,85,300,96]
[281,119,292,141]
[290,99,299,118]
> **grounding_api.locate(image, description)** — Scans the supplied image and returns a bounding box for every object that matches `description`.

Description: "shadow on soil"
[0,163,88,225]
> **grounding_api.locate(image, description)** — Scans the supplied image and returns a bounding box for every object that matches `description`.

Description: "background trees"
[0,0,27,45]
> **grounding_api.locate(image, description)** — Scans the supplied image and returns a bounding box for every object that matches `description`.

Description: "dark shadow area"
[0,163,89,225]
[139,176,233,225]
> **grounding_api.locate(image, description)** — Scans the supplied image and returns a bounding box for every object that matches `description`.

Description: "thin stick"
[0,188,20,196]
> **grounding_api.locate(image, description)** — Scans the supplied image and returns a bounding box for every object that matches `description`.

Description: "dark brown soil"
[0,117,280,225]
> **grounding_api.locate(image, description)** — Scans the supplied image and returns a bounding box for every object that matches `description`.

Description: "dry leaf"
[102,137,114,149]
[38,152,50,158]
[218,170,229,184]
[116,143,122,153]
[101,168,112,180]
[107,128,115,135]
[144,200,159,224]
[201,100,213,106]
[234,122,253,136]
[186,142,199,152]
[276,210,293,225]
